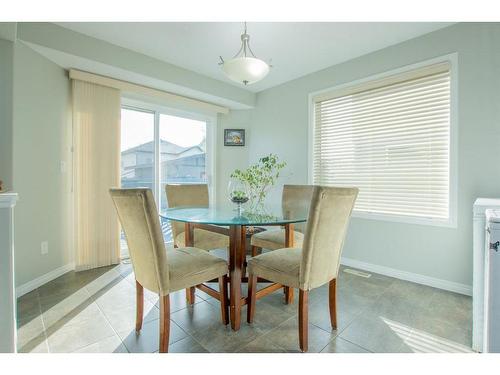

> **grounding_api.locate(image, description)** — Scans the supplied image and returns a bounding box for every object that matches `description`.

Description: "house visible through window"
[311,62,452,224]
[120,106,210,254]
[159,113,207,211]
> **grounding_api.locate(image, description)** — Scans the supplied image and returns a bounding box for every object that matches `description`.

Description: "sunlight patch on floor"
[382,317,473,353]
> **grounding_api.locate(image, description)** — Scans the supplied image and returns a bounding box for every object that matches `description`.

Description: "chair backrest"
[299,186,358,290]
[109,188,170,295]
[165,184,209,240]
[282,185,314,233]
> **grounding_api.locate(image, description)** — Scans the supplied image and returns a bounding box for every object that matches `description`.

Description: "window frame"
[308,53,458,228]
[121,96,217,214]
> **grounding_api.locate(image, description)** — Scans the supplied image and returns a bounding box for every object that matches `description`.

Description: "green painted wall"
[216,110,253,208]
[13,42,72,286]
[250,23,500,288]
[0,38,14,190]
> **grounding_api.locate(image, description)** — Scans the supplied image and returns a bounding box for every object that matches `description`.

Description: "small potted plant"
[230,154,286,213]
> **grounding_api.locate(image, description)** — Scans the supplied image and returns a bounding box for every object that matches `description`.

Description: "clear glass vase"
[227,178,249,215]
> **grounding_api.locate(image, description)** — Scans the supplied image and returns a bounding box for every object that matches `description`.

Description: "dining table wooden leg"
[284,223,295,304]
[240,226,246,263]
[184,223,195,305]
[229,225,244,331]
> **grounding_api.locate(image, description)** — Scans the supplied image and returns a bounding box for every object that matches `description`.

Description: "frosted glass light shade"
[222,57,270,85]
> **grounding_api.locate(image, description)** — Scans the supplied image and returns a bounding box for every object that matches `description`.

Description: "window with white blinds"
[312,63,452,223]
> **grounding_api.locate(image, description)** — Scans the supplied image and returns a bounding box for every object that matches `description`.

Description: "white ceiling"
[56,22,452,92]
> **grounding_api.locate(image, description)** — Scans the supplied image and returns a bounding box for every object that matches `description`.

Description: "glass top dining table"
[160,205,308,226]
[160,205,308,331]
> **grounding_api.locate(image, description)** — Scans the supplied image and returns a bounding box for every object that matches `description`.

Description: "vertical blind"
[312,63,451,220]
[73,80,122,270]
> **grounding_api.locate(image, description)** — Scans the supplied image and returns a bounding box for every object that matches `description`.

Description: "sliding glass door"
[120,104,213,253]
[120,108,155,259]
[159,114,208,211]
[120,108,155,191]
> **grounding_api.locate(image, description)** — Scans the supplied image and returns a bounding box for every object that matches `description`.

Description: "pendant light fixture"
[219,22,271,85]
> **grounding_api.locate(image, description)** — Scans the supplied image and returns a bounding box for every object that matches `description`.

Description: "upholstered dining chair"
[109,188,229,353]
[165,184,230,305]
[250,184,314,256]
[249,185,314,303]
[246,186,358,352]
[165,184,230,250]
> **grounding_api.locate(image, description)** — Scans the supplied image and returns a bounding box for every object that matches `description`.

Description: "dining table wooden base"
[182,221,297,331]
[228,225,244,330]
[162,206,307,332]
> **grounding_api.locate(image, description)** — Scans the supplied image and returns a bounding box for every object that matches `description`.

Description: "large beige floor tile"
[84,268,123,296]
[192,323,263,353]
[94,281,137,314]
[74,335,128,353]
[168,336,208,353]
[118,319,187,353]
[46,308,115,353]
[17,315,45,351]
[403,324,474,353]
[17,290,41,321]
[17,315,49,353]
[103,299,159,333]
[239,336,287,353]
[320,337,370,353]
[339,315,413,353]
[170,300,224,335]
[155,289,205,313]
[40,288,93,329]
[261,316,335,353]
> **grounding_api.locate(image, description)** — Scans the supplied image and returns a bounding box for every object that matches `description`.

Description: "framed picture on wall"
[224,129,245,146]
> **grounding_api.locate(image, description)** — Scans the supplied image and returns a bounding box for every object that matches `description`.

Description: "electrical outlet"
[60,161,67,173]
[41,241,49,255]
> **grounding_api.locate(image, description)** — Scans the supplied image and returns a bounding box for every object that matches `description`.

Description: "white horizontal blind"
[313,63,451,220]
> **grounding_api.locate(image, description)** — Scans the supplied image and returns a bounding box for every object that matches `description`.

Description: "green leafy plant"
[231,190,247,200]
[230,190,249,204]
[230,154,286,211]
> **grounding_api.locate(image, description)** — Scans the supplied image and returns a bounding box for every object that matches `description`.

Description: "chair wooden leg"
[186,287,195,305]
[219,275,229,325]
[251,245,259,257]
[159,294,170,353]
[285,286,294,304]
[242,260,247,278]
[247,273,257,323]
[298,289,309,353]
[329,279,338,330]
[135,281,144,332]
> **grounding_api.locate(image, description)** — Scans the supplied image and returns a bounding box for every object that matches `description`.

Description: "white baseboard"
[16,262,75,298]
[340,257,472,296]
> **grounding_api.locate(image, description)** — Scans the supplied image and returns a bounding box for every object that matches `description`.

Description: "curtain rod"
[69,69,229,115]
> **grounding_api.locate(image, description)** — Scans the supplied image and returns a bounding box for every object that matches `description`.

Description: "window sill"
[352,210,456,228]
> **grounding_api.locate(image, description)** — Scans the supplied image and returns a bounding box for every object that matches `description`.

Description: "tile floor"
[16,250,474,353]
